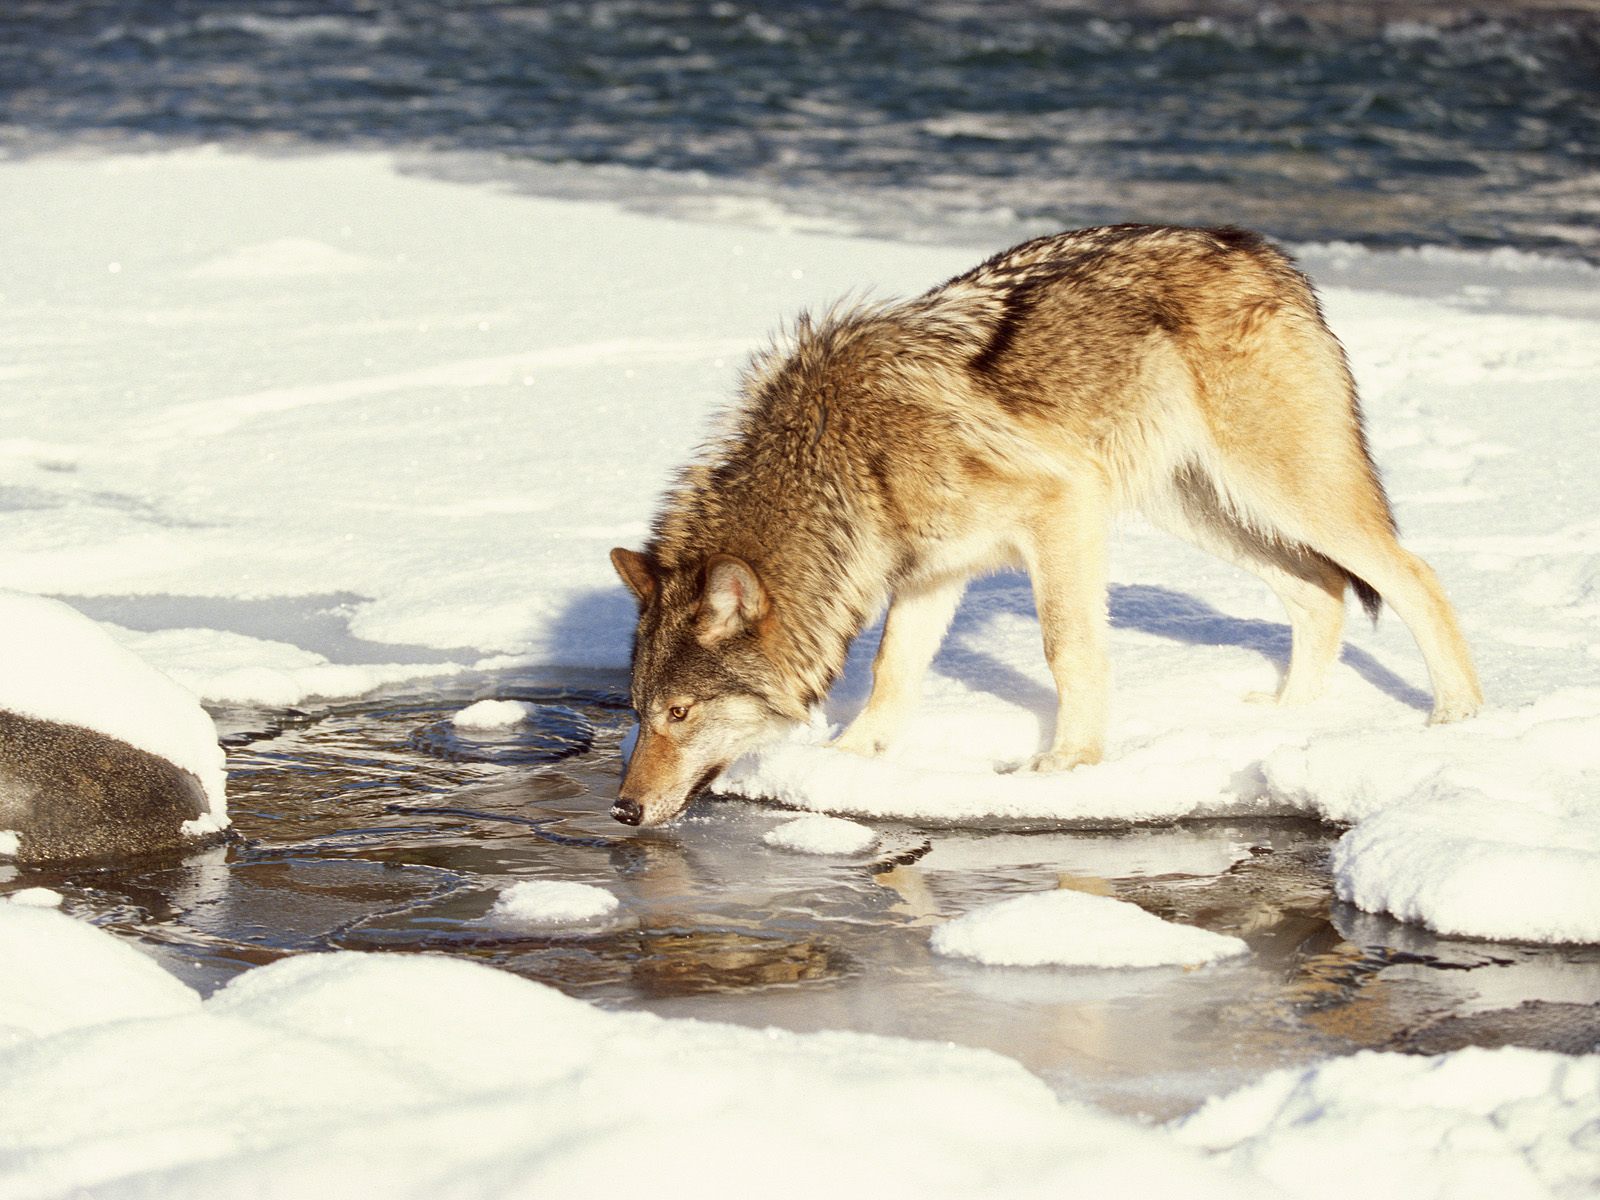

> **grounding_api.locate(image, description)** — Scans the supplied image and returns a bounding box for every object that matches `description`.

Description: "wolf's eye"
[668,705,690,722]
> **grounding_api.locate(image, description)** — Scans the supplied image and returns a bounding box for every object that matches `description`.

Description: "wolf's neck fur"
[651,451,890,713]
[647,308,969,713]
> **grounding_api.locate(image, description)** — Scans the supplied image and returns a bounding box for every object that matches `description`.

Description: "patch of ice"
[0,592,227,822]
[0,832,17,858]
[452,699,538,730]
[489,880,619,924]
[763,814,878,855]
[930,890,1250,969]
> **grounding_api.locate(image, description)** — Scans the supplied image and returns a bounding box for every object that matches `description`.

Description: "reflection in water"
[5,676,1598,1119]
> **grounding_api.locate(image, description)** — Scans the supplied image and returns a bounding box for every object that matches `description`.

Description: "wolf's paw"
[831,724,889,757]
[1025,746,1102,774]
[1427,694,1482,725]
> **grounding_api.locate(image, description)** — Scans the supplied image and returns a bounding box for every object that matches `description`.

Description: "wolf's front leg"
[834,577,967,757]
[1024,480,1111,772]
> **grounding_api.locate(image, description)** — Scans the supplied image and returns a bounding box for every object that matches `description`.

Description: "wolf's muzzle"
[611,798,644,825]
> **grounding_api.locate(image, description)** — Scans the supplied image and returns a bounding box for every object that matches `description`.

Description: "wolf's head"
[608,547,805,826]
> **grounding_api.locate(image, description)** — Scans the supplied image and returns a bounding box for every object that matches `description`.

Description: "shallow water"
[5,674,1598,1118]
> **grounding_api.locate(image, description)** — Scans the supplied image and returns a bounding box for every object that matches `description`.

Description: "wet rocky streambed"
[4,674,1597,1119]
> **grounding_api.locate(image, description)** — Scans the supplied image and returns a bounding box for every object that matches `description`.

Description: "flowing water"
[4,1,1599,261]
[6,677,1597,1119]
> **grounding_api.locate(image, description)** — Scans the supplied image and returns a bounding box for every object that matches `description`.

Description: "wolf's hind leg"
[1311,532,1482,723]
[1024,476,1112,772]
[1150,475,1349,706]
[834,577,966,757]
[1245,558,1347,705]
[1209,435,1481,722]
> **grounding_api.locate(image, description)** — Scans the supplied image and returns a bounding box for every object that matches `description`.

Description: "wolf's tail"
[1347,572,1383,624]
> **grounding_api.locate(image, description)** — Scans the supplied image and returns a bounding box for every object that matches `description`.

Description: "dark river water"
[3,1,1598,260]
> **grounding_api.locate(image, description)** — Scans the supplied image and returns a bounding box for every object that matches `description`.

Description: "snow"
[3,903,1596,1199]
[763,813,878,855]
[5,888,63,909]
[488,880,620,924]
[108,625,465,709]
[0,904,199,1045]
[451,698,538,729]
[0,592,227,823]
[2,148,1598,946]
[1175,1048,1600,1200]
[930,889,1250,968]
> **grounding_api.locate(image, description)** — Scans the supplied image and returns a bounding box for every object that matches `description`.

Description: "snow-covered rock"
[0,593,228,862]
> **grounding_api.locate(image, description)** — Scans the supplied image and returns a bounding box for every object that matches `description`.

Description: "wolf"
[609,224,1482,827]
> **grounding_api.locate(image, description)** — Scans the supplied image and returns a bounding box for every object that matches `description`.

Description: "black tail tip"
[1351,576,1382,625]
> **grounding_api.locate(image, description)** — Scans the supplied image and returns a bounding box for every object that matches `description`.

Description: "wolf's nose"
[611,799,643,826]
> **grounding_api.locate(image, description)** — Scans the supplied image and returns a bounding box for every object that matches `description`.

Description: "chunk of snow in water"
[763,814,877,855]
[489,880,619,924]
[930,890,1250,968]
[0,832,17,858]
[5,888,62,908]
[452,699,538,730]
[0,592,227,822]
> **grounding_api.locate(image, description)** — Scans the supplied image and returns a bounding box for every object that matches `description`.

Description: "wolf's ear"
[696,554,769,645]
[610,547,658,606]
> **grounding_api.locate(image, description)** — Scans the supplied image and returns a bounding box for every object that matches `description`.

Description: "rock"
[0,709,220,863]
[0,592,229,864]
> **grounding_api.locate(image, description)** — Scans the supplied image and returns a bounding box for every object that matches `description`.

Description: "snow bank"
[0,903,199,1044]
[0,905,1264,1199]
[931,890,1249,969]
[763,813,878,855]
[0,592,227,821]
[4,905,1596,1199]
[1176,1048,1600,1200]
[3,150,1599,941]
[489,880,619,924]
[451,698,538,729]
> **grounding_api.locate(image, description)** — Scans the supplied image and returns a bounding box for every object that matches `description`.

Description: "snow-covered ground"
[2,151,1598,1194]
[2,900,1595,1200]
